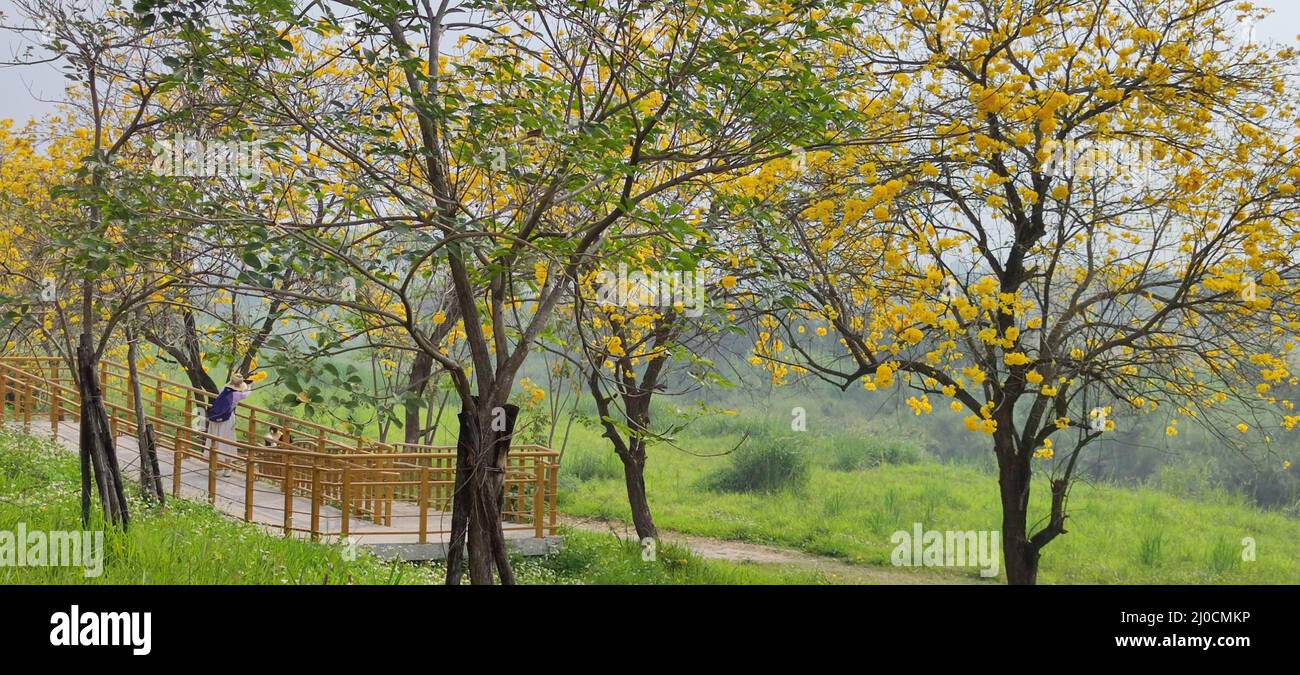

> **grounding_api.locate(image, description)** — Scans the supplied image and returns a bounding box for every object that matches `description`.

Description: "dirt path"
[560,516,992,585]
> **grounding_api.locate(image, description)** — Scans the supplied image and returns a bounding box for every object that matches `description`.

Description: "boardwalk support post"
[283,451,293,535]
[418,466,429,544]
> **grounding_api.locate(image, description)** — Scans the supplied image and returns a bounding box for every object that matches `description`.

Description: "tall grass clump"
[1205,535,1240,575]
[701,433,809,494]
[1136,525,1165,568]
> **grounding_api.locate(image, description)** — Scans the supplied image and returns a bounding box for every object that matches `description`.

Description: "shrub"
[702,435,809,494]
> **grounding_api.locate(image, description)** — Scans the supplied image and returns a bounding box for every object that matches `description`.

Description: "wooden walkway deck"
[0,357,562,561]
[23,417,557,560]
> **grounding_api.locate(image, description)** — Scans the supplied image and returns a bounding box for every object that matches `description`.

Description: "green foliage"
[702,433,810,494]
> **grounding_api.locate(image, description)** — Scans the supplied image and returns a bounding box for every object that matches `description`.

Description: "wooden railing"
[0,356,561,543]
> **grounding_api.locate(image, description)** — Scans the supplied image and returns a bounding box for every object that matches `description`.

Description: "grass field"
[0,427,821,585]
[557,422,1300,584]
[28,361,1300,584]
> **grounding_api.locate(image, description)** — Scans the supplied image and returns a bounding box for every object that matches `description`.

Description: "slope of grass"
[558,424,1300,584]
[0,427,822,585]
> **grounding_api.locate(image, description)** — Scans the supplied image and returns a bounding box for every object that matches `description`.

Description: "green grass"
[700,433,811,494]
[528,532,824,584]
[558,423,1300,583]
[0,427,822,585]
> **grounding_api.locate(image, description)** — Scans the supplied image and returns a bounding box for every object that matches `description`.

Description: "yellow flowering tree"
[1,1,201,528]
[747,0,1300,584]
[194,0,860,584]
[563,208,741,541]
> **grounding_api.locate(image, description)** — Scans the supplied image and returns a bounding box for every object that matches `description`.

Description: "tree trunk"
[77,341,130,528]
[996,443,1038,585]
[444,408,476,585]
[487,403,519,585]
[141,424,165,504]
[125,329,163,503]
[490,403,519,511]
[618,444,657,540]
[444,399,518,585]
[465,412,499,585]
[403,351,434,445]
[142,310,218,401]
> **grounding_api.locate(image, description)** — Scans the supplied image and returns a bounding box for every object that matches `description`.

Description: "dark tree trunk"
[142,309,218,401]
[490,403,519,511]
[444,399,519,585]
[444,408,476,585]
[141,424,165,504]
[79,409,93,525]
[619,446,657,541]
[996,441,1038,585]
[403,351,434,445]
[588,368,661,542]
[77,341,130,528]
[125,330,163,504]
[487,403,519,584]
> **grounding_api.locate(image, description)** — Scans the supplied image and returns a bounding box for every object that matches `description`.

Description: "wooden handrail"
[0,355,562,543]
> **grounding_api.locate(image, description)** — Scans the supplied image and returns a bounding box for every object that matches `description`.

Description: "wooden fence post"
[182,395,194,459]
[207,434,218,505]
[548,460,558,535]
[172,434,183,498]
[282,451,294,535]
[244,452,255,523]
[49,360,60,434]
[533,458,545,539]
[418,466,429,544]
[514,456,525,519]
[23,375,32,430]
[340,466,351,538]
[310,458,321,542]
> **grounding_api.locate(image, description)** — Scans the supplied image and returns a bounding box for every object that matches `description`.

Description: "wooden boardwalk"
[0,357,562,561]
[23,417,559,560]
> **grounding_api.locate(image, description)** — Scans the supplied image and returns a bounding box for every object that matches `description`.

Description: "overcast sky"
[0,0,1297,122]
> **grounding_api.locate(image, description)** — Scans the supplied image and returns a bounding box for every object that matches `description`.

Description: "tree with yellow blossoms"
[560,201,743,541]
[744,0,1300,584]
[1,1,203,528]
[191,0,861,584]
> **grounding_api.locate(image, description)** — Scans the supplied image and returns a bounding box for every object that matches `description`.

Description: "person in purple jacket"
[206,373,253,477]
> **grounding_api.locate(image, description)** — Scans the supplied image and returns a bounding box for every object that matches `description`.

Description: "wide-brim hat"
[226,373,250,392]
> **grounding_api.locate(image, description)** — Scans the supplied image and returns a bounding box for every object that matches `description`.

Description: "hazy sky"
[0,0,1297,122]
